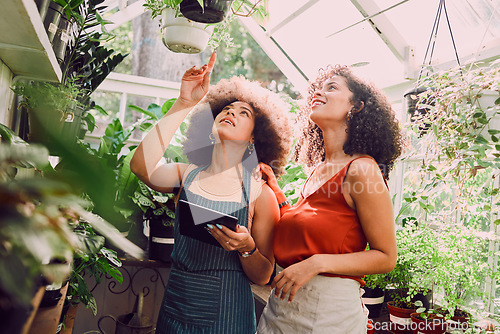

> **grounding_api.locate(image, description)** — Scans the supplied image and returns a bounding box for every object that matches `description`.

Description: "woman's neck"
[321,124,350,164]
[208,140,247,174]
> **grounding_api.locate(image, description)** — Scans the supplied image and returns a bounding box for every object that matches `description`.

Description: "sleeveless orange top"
[273,157,375,286]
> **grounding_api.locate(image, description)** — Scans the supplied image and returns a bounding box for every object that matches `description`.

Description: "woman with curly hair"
[258,65,404,333]
[130,52,292,334]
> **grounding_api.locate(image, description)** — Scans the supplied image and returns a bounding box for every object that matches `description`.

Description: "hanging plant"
[143,0,269,51]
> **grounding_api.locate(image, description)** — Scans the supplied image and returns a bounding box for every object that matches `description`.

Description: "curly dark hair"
[294,65,404,179]
[182,77,292,176]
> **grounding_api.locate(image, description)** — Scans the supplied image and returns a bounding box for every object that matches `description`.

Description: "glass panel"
[372,0,500,67]
[89,90,122,138]
[269,0,405,88]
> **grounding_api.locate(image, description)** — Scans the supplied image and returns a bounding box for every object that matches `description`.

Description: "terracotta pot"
[410,312,447,334]
[387,301,416,334]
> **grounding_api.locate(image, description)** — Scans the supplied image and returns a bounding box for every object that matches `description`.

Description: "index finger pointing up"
[206,51,217,73]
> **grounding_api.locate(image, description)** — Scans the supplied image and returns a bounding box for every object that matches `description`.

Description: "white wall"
[0,59,13,127]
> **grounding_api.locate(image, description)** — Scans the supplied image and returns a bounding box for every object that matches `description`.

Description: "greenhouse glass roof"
[106,0,500,92]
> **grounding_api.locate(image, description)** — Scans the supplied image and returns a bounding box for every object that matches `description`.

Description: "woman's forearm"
[240,251,275,285]
[130,100,195,181]
[308,249,396,277]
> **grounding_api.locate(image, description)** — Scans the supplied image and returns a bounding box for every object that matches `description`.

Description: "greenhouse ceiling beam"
[107,0,146,31]
[347,0,409,63]
[238,16,309,93]
[266,0,320,36]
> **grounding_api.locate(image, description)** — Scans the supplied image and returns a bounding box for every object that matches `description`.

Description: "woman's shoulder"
[346,155,382,180]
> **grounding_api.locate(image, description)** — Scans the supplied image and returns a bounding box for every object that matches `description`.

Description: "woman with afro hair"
[258,65,404,333]
[130,51,292,334]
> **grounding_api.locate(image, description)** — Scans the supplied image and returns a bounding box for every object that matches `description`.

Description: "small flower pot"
[410,312,447,334]
[180,0,234,24]
[148,217,175,263]
[387,301,416,334]
[362,287,384,318]
[160,8,214,54]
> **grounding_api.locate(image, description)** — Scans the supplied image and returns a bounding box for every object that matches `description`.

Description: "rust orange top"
[273,156,377,286]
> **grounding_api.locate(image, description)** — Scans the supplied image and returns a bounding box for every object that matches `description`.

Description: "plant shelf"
[26,283,68,334]
[0,0,61,81]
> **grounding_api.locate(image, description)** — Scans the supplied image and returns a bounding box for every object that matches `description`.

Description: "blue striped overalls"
[156,165,256,334]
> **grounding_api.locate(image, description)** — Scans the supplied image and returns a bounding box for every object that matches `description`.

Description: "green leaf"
[134,192,155,208]
[93,104,109,116]
[162,98,177,115]
[129,104,157,119]
[153,207,165,215]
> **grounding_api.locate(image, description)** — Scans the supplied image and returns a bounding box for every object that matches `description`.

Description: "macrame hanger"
[417,0,462,85]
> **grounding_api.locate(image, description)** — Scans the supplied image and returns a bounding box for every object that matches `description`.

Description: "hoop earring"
[247,142,255,154]
[209,133,215,144]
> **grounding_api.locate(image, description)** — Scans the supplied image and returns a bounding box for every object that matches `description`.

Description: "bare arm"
[258,163,292,216]
[204,184,279,285]
[272,158,397,301]
[130,52,217,192]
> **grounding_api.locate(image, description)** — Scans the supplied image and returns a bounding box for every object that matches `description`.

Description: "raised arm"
[130,52,217,193]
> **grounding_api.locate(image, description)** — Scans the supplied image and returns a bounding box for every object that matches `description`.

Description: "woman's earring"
[347,110,353,122]
[247,142,255,154]
[209,133,215,144]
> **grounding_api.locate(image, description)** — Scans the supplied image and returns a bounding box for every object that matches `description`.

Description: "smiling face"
[309,75,355,127]
[212,101,255,142]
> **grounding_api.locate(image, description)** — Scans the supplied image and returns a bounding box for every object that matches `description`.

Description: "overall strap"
[237,166,251,207]
[183,165,209,191]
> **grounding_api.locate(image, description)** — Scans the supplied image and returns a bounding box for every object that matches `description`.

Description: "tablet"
[178,199,238,247]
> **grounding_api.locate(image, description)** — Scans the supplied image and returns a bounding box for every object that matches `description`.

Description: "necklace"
[195,170,243,196]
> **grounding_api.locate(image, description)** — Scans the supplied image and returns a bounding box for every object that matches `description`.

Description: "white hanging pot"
[160,8,214,54]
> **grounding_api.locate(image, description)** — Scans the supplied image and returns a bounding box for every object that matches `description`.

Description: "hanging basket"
[161,8,214,54]
[180,0,234,24]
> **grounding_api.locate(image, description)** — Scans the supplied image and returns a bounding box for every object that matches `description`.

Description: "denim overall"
[156,165,256,334]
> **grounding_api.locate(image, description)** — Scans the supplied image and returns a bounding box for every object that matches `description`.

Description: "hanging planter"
[160,8,214,54]
[180,0,234,24]
[404,86,434,121]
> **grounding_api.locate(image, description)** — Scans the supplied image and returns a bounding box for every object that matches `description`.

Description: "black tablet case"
[178,199,238,247]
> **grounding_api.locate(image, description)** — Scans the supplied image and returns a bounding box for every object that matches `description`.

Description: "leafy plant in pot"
[382,220,437,334]
[11,80,85,152]
[133,181,176,263]
[143,0,269,52]
[65,220,123,316]
[403,60,500,325]
[362,273,386,319]
[0,124,143,333]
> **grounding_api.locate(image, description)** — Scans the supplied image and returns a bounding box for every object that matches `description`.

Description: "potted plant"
[362,273,386,319]
[58,0,127,138]
[401,59,500,328]
[143,0,269,52]
[0,124,143,333]
[65,221,123,316]
[133,181,176,262]
[11,80,85,150]
[381,220,437,334]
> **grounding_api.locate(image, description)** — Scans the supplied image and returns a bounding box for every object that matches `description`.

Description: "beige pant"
[257,275,368,334]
